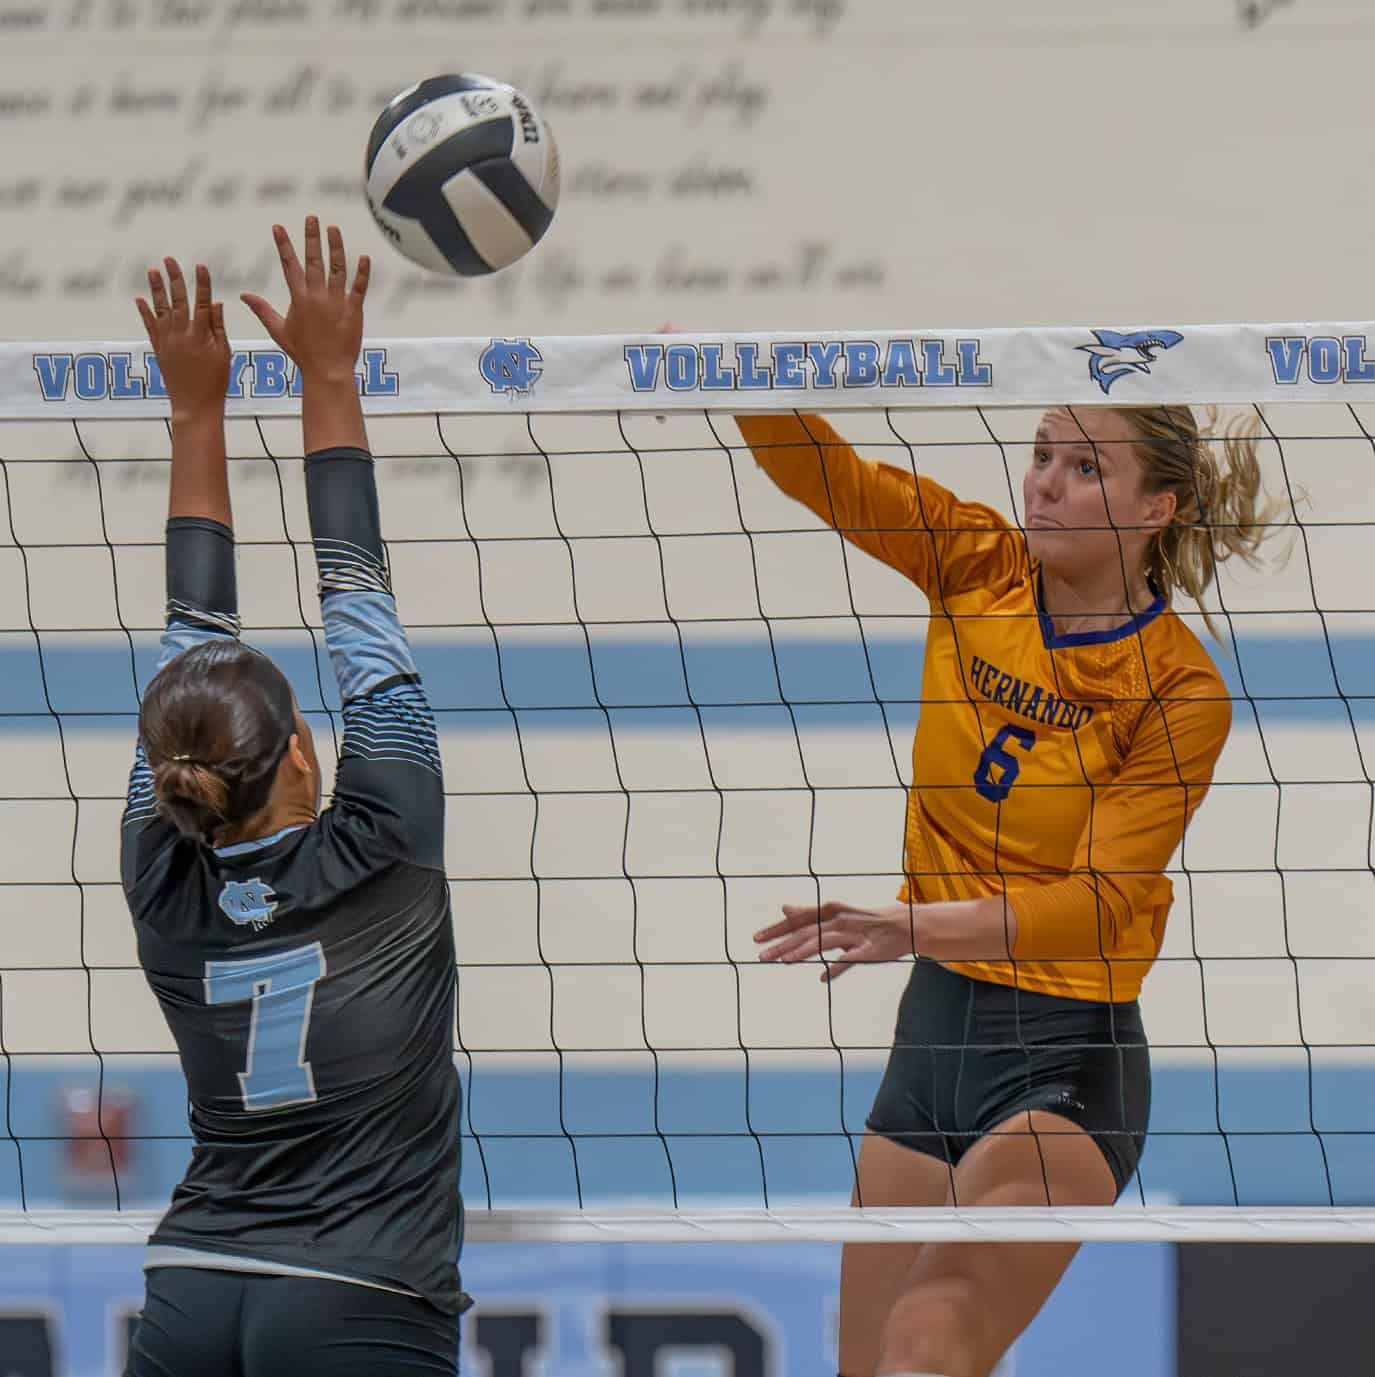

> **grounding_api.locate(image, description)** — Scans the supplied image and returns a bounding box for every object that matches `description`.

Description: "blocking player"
[739,404,1279,1377]
[121,221,467,1376]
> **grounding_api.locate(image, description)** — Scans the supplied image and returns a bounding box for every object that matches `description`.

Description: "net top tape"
[3,324,1375,419]
[8,1207,1375,1246]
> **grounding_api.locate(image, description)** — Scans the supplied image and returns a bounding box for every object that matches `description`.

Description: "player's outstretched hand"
[241,218,370,383]
[136,259,229,420]
[755,900,919,982]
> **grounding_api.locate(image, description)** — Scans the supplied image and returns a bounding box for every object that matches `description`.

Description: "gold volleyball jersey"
[737,413,1232,1003]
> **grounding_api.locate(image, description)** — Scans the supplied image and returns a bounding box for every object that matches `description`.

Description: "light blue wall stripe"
[0,631,1369,727]
[1,1061,1370,1209]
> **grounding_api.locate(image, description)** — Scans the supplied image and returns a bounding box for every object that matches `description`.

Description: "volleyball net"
[0,323,1372,1243]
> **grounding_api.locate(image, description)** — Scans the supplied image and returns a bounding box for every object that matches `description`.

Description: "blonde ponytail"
[1120,405,1289,641]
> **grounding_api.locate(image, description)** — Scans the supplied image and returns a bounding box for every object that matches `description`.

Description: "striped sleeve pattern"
[306,448,423,705]
[157,600,243,673]
[314,536,392,597]
[123,741,158,828]
[305,448,445,864]
[340,681,442,778]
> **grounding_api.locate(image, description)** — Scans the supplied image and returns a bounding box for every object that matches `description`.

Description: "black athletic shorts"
[124,1267,461,1377]
[865,959,1150,1195]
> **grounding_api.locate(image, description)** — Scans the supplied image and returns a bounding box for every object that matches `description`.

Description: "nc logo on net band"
[1077,329,1184,395]
[218,878,279,931]
[480,337,543,399]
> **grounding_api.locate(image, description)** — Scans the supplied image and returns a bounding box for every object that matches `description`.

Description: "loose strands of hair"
[1124,404,1292,642]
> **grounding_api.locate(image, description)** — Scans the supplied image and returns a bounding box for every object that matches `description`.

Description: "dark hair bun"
[151,759,231,844]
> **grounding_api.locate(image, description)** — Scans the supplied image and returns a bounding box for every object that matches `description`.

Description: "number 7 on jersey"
[204,943,326,1112]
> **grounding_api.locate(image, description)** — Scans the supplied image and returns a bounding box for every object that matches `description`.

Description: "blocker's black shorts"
[124,1266,461,1377]
[866,959,1150,1195]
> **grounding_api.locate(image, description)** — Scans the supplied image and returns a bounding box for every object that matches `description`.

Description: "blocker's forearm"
[166,407,231,527]
[305,445,418,703]
[302,373,367,456]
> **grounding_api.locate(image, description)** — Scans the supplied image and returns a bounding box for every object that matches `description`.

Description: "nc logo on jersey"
[218,878,278,931]
[1077,329,1183,394]
[480,338,543,398]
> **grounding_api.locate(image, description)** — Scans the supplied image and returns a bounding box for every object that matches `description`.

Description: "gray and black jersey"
[120,448,465,1315]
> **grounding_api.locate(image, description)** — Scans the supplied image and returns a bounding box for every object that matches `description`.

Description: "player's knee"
[931,1274,990,1345]
[884,1272,992,1367]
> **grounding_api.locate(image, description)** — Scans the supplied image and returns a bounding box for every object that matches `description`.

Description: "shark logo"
[218,878,279,930]
[1077,329,1184,395]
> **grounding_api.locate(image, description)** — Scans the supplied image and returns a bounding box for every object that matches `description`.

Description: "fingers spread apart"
[302,215,324,284]
[351,252,371,304]
[147,267,170,318]
[327,223,346,287]
[164,257,189,321]
[134,295,158,344]
[193,263,213,321]
[272,222,305,289]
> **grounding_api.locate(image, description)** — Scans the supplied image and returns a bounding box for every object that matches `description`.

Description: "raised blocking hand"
[241,218,370,384]
[136,259,230,420]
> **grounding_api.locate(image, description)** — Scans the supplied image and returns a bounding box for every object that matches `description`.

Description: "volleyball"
[364,73,560,276]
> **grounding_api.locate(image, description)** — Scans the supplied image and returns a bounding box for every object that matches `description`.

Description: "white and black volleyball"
[365,74,560,276]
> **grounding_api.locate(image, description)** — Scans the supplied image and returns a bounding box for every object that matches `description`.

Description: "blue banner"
[0,1238,1170,1377]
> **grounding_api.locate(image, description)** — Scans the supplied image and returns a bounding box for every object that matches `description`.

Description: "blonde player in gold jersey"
[739,405,1280,1377]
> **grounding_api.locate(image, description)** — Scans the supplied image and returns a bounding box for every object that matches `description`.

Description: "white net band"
[4,322,1375,417]
[7,1207,1375,1246]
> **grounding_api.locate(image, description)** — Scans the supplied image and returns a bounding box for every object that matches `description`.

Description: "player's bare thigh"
[838,1131,954,1377]
[873,1110,1118,1377]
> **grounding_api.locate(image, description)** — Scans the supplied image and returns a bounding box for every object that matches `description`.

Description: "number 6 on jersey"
[974,724,1037,803]
[204,943,326,1111]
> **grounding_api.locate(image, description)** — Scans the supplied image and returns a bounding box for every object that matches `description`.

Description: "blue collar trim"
[1035,570,1166,649]
[214,824,308,858]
